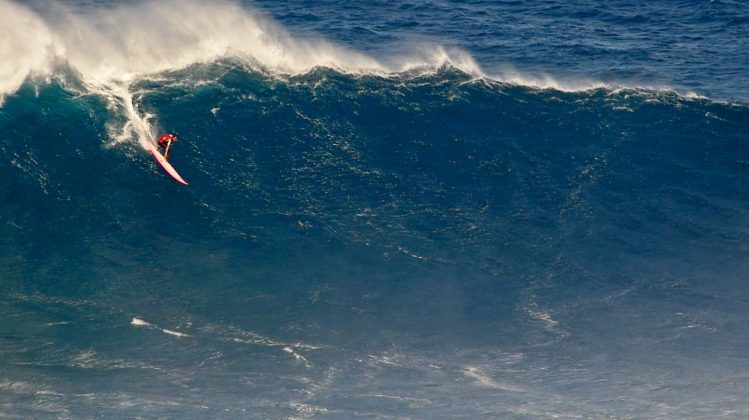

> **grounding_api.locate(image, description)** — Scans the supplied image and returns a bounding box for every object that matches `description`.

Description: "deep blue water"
[1,0,749,418]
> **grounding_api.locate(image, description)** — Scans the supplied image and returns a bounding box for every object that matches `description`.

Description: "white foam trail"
[103,84,157,148]
[133,318,316,363]
[131,317,190,338]
[487,65,610,92]
[161,328,190,338]
[283,346,311,368]
[356,394,432,404]
[462,366,524,392]
[131,317,152,327]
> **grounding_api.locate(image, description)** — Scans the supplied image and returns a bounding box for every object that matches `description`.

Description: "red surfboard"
[148,143,188,185]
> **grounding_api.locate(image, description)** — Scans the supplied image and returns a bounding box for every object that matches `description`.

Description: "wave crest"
[1,0,485,94]
[1,0,491,145]
[0,1,59,104]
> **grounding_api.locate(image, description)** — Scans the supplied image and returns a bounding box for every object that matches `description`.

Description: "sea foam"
[2,0,706,107]
[1,0,690,147]
[0,0,487,145]
[1,0,483,97]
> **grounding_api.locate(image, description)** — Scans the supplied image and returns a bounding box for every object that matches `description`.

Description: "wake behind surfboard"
[148,142,188,185]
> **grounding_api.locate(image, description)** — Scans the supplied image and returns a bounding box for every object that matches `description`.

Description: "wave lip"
[3,0,731,112]
[0,0,61,104]
[1,0,662,101]
[1,0,388,95]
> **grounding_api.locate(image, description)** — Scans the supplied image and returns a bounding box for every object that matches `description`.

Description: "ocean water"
[1,0,748,418]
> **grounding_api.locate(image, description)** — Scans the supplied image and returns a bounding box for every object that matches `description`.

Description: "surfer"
[149,133,188,185]
[157,133,178,160]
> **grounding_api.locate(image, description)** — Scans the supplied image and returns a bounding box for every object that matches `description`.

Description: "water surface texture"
[1,0,748,418]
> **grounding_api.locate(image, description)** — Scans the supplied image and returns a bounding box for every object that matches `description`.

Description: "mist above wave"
[1,0,489,100]
[6,0,677,105]
[4,0,724,148]
[0,1,59,103]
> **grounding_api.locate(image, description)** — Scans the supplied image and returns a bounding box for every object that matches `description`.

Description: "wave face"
[2,0,749,418]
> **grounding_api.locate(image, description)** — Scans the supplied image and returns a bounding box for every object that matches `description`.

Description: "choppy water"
[1,0,748,418]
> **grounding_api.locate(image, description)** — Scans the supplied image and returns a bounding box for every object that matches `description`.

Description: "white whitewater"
[2,0,672,147]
